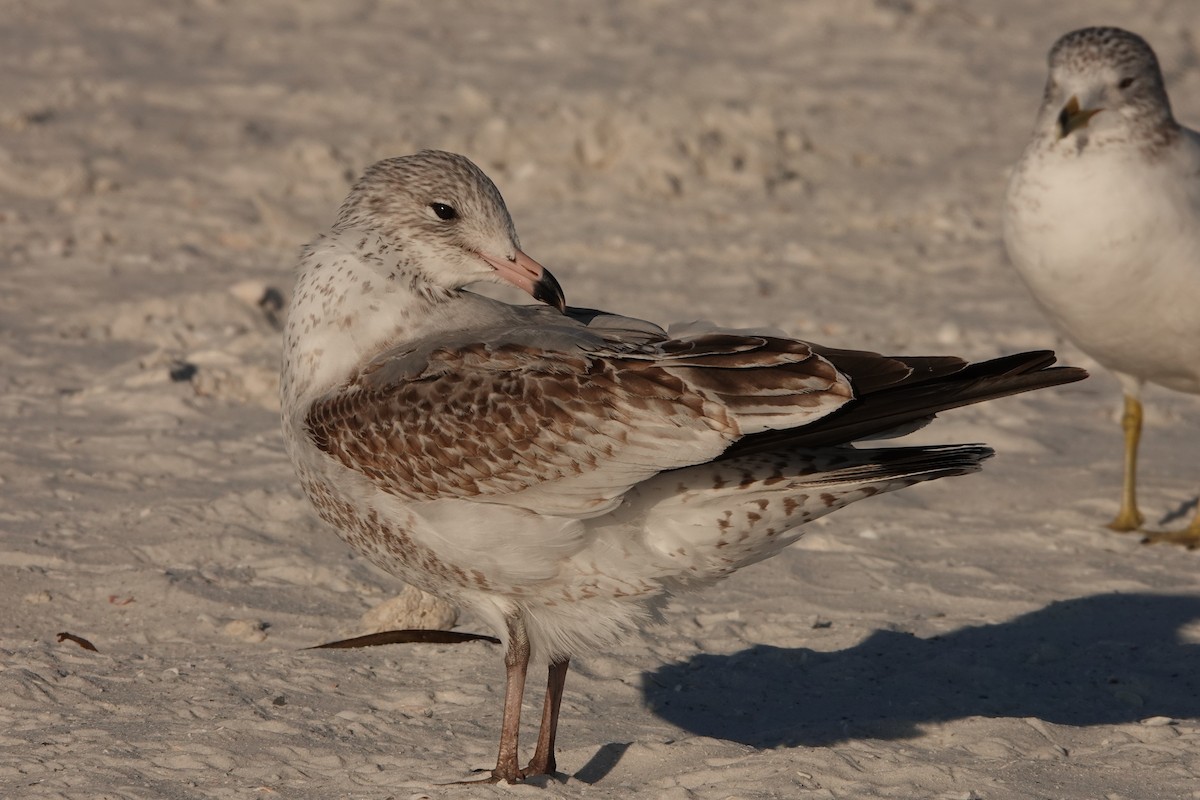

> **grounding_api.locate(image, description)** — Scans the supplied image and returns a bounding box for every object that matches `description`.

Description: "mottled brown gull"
[281,149,1086,783]
[1005,27,1200,546]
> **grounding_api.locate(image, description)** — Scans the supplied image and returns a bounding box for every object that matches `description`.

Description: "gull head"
[333,150,565,312]
[1040,27,1174,143]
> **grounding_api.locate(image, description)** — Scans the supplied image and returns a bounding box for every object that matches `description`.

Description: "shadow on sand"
[643,592,1200,747]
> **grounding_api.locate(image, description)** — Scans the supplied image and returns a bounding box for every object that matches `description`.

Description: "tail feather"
[789,442,995,486]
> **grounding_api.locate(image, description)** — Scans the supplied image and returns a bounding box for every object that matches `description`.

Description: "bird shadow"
[642,592,1200,747]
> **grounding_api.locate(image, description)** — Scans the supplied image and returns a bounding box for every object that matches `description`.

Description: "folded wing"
[304,322,854,516]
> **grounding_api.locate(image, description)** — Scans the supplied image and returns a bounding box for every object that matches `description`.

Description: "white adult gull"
[281,149,1086,783]
[1004,26,1200,546]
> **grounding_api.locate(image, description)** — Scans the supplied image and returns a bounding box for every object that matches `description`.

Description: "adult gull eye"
[430,202,458,220]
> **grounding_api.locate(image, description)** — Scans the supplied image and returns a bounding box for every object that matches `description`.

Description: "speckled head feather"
[1042,26,1176,145]
[333,149,520,246]
[1048,27,1163,81]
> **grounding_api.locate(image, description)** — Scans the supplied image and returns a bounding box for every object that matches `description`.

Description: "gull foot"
[447,769,524,786]
[1141,528,1200,549]
[1106,509,1145,533]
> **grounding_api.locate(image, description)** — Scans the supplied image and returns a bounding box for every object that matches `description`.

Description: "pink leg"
[486,616,531,783]
[524,657,570,776]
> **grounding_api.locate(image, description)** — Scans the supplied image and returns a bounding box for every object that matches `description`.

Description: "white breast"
[1004,134,1200,394]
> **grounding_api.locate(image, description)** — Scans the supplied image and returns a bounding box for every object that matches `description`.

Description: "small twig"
[56,632,98,652]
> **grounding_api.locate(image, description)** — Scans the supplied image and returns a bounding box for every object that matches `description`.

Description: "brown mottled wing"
[303,334,853,514]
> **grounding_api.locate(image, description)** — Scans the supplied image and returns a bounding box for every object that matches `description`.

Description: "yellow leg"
[1107,393,1145,532]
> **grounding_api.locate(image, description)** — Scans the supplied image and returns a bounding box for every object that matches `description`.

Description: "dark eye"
[430,202,458,221]
[1118,76,1136,90]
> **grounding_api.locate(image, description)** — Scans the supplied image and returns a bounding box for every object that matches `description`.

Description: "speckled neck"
[279,230,451,412]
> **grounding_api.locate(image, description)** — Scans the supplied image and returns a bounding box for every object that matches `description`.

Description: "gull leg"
[460,615,530,784]
[1107,393,1145,532]
[524,657,571,777]
[493,616,532,782]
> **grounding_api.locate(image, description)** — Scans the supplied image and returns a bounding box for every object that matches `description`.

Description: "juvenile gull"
[281,149,1086,783]
[1004,27,1200,546]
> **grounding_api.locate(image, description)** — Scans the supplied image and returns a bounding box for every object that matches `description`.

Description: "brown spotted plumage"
[281,150,1087,783]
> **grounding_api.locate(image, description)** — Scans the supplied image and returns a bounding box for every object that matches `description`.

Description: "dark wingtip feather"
[722,350,1088,458]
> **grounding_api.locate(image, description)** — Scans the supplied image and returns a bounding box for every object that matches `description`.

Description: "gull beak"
[478,248,567,313]
[1057,95,1103,139]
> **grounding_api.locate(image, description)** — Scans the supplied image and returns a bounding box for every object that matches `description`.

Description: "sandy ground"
[3,1,1200,798]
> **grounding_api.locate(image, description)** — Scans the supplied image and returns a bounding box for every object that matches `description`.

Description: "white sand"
[3,2,1199,798]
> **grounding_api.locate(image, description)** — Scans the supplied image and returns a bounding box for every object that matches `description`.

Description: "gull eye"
[430,202,458,221]
[1118,76,1136,90]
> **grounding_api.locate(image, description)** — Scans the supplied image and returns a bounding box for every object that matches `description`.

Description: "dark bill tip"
[533,268,567,314]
